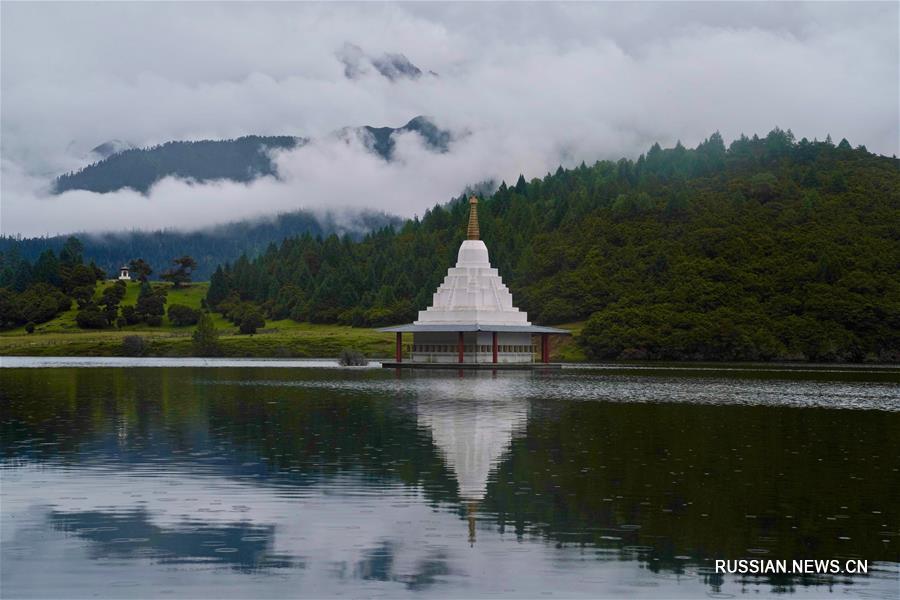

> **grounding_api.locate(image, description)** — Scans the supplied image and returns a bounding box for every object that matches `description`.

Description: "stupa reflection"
[413,375,529,544]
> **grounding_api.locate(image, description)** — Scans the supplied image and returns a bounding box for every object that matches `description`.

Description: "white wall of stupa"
[414,239,531,327]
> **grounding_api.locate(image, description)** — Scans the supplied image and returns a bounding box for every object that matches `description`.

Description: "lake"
[1,359,898,598]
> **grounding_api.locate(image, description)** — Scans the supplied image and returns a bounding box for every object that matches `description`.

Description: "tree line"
[0,209,401,282]
[207,129,900,362]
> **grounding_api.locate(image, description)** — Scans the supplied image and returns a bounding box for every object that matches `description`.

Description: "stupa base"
[379,361,563,370]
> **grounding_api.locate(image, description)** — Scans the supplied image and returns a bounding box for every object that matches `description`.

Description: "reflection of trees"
[351,540,455,591]
[49,508,290,571]
[483,401,900,578]
[3,367,899,593]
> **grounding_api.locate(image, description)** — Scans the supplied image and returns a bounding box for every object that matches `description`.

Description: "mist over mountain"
[1,208,401,281]
[54,117,452,195]
[90,140,135,159]
[337,43,429,81]
[3,4,896,237]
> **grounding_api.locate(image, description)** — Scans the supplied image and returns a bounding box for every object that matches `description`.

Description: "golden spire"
[466,196,480,240]
[467,501,478,546]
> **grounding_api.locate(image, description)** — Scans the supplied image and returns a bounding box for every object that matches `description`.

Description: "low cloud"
[2,2,897,235]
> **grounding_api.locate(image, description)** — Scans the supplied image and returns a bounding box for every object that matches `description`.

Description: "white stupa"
[381,197,568,366]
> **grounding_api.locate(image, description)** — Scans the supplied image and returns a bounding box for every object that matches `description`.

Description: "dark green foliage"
[0,243,79,329]
[135,287,166,320]
[205,130,899,362]
[0,289,17,329]
[145,314,163,327]
[121,335,146,356]
[238,308,265,335]
[58,237,83,267]
[161,256,197,288]
[33,250,61,288]
[192,313,221,356]
[1,209,400,282]
[71,285,96,308]
[121,305,140,325]
[167,304,200,326]
[14,285,71,325]
[338,348,368,366]
[76,304,108,329]
[128,258,153,282]
[99,281,126,311]
[24,322,35,334]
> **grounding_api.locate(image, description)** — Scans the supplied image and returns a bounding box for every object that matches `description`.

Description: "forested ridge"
[207,129,900,362]
[55,135,301,194]
[0,209,400,282]
[52,116,451,195]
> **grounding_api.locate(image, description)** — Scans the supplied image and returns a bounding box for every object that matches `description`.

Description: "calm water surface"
[1,360,898,598]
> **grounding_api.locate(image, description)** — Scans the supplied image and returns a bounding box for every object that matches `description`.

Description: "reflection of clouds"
[0,465,733,598]
[49,508,287,571]
[1,468,469,595]
[413,376,528,501]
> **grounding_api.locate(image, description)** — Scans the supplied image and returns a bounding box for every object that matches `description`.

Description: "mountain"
[337,43,429,81]
[56,135,302,195]
[54,117,452,195]
[0,209,401,282]
[204,130,900,363]
[371,53,423,81]
[90,139,135,159]
[357,116,451,160]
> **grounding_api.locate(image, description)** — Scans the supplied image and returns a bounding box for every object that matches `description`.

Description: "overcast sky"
[2,2,897,236]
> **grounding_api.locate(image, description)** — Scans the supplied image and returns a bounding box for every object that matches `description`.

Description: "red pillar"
[541,333,549,364]
[395,332,402,363]
[458,331,465,364]
[492,331,498,364]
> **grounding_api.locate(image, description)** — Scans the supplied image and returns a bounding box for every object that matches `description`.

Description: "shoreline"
[3,355,898,374]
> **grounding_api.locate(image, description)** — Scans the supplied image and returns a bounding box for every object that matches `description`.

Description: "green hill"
[207,129,900,362]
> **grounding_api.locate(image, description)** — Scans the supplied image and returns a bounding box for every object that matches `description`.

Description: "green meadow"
[0,281,579,360]
[0,281,395,358]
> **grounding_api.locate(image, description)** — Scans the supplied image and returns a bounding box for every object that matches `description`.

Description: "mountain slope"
[54,117,451,195]
[205,130,900,362]
[0,209,401,282]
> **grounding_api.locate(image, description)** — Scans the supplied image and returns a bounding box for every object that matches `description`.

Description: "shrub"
[136,292,166,318]
[238,308,265,335]
[121,305,141,325]
[116,316,127,328]
[71,285,96,308]
[24,322,35,334]
[192,312,221,356]
[338,348,368,366]
[168,304,200,326]
[122,335,146,357]
[76,306,108,329]
[145,314,163,327]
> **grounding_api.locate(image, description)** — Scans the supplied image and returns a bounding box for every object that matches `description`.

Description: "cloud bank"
[2,2,897,236]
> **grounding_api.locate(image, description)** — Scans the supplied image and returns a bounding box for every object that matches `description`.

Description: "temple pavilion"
[380,196,569,367]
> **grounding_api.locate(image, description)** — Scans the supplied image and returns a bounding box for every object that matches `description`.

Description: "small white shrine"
[381,197,568,367]
[118,265,131,281]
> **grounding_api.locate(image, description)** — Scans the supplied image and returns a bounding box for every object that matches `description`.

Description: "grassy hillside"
[0,281,396,357]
